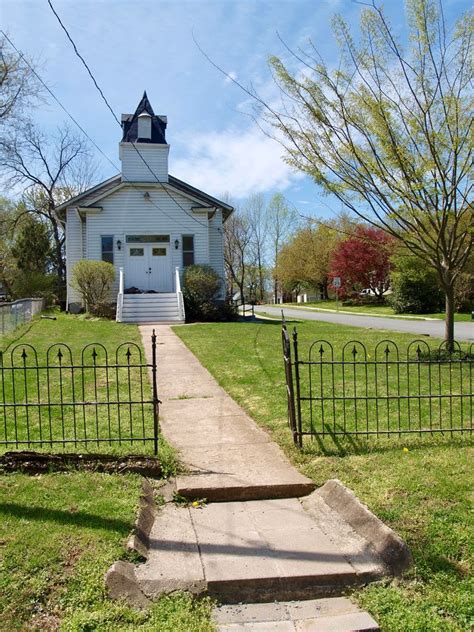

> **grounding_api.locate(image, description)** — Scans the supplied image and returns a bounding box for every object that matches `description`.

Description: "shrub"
[388,254,443,314]
[183,265,221,302]
[181,265,237,322]
[10,271,56,304]
[72,260,115,316]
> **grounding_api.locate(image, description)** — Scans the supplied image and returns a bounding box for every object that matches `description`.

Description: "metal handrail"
[175,266,185,321]
[116,267,124,322]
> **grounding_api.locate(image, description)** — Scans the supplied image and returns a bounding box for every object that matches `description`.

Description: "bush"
[10,271,56,304]
[183,265,221,302]
[72,260,115,316]
[182,289,238,323]
[388,254,443,314]
[181,265,236,322]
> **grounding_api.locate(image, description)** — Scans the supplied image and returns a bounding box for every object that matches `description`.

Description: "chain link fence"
[0,299,45,336]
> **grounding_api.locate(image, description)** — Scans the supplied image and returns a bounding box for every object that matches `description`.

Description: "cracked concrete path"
[135,492,387,604]
[139,324,314,501]
[126,324,406,627]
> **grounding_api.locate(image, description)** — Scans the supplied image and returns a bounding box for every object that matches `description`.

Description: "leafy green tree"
[389,251,444,314]
[262,0,473,348]
[10,212,52,273]
[278,221,340,298]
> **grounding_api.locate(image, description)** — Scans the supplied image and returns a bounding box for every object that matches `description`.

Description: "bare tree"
[267,193,298,302]
[0,122,98,300]
[223,209,253,306]
[0,34,42,125]
[259,0,473,347]
[245,193,268,301]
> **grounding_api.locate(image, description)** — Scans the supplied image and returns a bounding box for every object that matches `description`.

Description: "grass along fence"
[282,322,473,447]
[0,330,159,455]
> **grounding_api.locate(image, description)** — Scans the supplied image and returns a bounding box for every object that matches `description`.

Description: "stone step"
[122,308,180,316]
[121,318,184,324]
[213,598,380,631]
[124,293,176,299]
[123,299,178,305]
[133,493,388,604]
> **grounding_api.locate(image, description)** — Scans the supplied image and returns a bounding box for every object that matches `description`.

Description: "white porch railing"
[175,266,185,322]
[116,267,124,322]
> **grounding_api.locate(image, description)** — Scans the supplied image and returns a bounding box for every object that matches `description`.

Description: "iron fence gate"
[282,321,473,447]
[0,331,160,454]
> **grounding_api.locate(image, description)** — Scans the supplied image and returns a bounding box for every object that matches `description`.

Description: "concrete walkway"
[256,305,474,341]
[139,324,313,501]
[121,324,410,628]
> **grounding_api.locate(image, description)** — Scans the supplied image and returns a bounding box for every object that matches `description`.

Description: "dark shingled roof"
[121,92,167,144]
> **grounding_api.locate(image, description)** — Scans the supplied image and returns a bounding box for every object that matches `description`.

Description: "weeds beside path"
[175,320,474,632]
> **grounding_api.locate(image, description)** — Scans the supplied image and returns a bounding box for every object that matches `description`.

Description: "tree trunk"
[258,253,264,302]
[444,281,455,353]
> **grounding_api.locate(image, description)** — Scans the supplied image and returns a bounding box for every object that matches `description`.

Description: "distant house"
[57,93,233,322]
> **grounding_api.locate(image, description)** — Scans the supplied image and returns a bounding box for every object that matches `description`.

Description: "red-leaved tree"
[330,226,394,299]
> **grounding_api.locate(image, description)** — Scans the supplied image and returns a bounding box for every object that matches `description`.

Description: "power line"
[0,31,211,235]
[46,0,121,127]
[46,0,220,233]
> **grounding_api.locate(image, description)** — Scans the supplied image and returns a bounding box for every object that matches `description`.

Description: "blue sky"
[1,0,470,218]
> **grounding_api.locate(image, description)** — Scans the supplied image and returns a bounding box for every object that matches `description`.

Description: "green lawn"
[175,320,474,632]
[280,300,472,322]
[0,313,213,631]
[0,472,214,631]
[0,311,159,456]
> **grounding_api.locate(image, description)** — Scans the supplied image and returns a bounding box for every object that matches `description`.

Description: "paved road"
[255,305,474,342]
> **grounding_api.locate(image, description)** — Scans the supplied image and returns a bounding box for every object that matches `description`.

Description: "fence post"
[281,319,298,446]
[292,327,303,448]
[151,329,159,456]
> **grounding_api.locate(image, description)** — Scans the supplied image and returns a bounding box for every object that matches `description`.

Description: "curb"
[127,479,156,558]
[315,479,412,575]
[105,560,150,608]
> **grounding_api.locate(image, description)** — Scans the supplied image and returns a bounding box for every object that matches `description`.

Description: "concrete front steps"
[120,293,183,324]
[131,482,402,605]
[213,598,380,631]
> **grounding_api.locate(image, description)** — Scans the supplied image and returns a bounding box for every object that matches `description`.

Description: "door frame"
[124,235,172,292]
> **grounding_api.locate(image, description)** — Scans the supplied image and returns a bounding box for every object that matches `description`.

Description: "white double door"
[126,243,172,292]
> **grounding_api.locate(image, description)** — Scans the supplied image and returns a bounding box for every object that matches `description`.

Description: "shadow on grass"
[0,503,132,533]
[301,428,473,457]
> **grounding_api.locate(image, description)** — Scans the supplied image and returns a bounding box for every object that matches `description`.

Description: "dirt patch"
[0,451,161,477]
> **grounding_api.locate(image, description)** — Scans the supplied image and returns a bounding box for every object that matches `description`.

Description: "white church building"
[58,93,233,322]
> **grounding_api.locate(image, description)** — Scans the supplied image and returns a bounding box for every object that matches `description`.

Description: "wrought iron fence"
[0,331,159,454]
[0,298,45,336]
[282,321,473,447]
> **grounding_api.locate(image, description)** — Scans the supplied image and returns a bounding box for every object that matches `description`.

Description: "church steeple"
[119,93,170,182]
[121,92,167,144]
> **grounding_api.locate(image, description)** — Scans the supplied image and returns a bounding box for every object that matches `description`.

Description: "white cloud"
[171,125,305,199]
[224,71,238,85]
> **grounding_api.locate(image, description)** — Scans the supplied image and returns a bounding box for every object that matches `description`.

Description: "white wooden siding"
[119,143,169,182]
[82,186,211,299]
[65,207,83,305]
[209,209,225,298]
